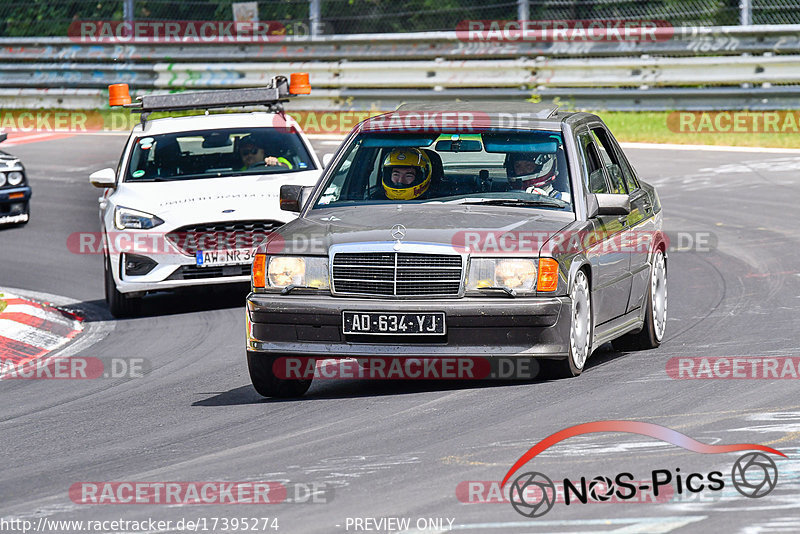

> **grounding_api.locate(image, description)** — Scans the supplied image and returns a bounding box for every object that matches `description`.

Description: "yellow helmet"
[382,148,432,200]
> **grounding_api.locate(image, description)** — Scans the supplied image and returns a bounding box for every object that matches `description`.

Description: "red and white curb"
[0,291,84,374]
[1,131,76,147]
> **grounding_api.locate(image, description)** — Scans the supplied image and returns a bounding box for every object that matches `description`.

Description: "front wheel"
[613,249,667,351]
[104,256,141,318]
[544,270,592,378]
[247,352,313,398]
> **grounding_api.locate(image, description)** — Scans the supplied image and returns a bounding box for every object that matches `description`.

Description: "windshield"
[313,130,572,211]
[125,127,316,182]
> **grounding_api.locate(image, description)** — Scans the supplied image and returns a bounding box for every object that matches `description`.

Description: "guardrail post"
[740,0,752,25]
[518,0,529,22]
[310,0,322,37]
[123,0,135,23]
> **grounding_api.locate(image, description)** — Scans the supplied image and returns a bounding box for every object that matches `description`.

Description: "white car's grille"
[166,220,281,255]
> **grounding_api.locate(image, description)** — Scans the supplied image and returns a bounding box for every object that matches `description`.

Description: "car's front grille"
[332,252,462,297]
[166,220,281,256]
[168,264,252,280]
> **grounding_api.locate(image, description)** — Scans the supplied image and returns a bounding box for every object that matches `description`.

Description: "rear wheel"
[613,249,667,351]
[247,351,313,398]
[545,269,592,378]
[104,256,141,318]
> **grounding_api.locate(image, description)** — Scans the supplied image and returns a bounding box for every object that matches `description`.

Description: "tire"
[104,256,141,318]
[544,269,592,378]
[613,249,667,351]
[247,351,313,398]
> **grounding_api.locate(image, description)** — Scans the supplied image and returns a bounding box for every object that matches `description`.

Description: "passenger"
[381,148,432,200]
[506,152,563,199]
[238,134,292,170]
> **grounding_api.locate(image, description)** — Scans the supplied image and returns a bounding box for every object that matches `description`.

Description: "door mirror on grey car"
[594,193,631,216]
[280,184,314,212]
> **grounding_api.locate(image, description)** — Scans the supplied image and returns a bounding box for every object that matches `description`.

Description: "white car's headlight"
[114,206,165,230]
[0,173,6,187]
[7,171,24,186]
[467,258,538,294]
[266,256,329,289]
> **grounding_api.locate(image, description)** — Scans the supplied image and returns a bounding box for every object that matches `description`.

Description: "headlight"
[266,256,329,289]
[7,171,24,186]
[114,206,164,230]
[0,173,6,187]
[467,258,538,294]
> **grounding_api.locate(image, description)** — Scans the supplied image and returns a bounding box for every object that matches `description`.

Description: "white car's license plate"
[342,312,446,335]
[195,249,255,267]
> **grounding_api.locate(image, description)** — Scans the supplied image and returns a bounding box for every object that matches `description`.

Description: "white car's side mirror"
[322,153,334,168]
[90,168,117,189]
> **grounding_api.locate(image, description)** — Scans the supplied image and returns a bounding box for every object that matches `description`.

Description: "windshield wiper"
[476,286,517,297]
[459,198,565,208]
[281,285,324,295]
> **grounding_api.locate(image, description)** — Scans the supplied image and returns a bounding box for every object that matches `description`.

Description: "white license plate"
[342,312,446,335]
[195,249,255,267]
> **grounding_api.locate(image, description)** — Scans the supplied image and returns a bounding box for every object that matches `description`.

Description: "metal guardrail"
[3,56,799,90]
[1,26,799,111]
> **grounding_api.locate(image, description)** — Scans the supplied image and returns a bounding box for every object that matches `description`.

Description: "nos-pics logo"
[501,421,784,518]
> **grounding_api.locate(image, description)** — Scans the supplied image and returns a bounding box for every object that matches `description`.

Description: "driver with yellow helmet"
[381,148,433,200]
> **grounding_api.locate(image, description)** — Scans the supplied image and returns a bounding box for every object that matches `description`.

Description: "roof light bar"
[108,73,310,115]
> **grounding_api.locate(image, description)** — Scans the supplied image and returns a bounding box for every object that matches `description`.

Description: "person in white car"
[238,134,292,170]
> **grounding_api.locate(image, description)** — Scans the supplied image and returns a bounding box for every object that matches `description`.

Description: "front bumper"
[0,185,31,223]
[104,229,256,294]
[246,294,571,358]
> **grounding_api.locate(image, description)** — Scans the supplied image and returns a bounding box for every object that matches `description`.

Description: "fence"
[2,0,800,36]
[1,25,800,111]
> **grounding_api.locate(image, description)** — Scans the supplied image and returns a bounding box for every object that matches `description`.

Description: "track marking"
[620,142,800,154]
[399,516,707,533]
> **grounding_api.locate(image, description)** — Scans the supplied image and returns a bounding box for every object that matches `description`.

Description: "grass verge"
[1,109,799,149]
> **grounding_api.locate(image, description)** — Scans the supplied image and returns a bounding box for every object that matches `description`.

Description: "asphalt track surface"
[1,133,799,534]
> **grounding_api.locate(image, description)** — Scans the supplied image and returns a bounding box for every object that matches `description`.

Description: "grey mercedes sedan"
[245,102,667,397]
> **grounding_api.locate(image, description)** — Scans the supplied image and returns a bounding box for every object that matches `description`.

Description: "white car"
[91,110,322,317]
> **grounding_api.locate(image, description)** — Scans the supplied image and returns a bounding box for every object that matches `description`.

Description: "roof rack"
[108,73,311,125]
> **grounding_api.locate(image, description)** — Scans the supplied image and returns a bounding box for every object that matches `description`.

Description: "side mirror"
[322,153,334,168]
[89,168,117,188]
[594,193,631,216]
[280,184,314,212]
